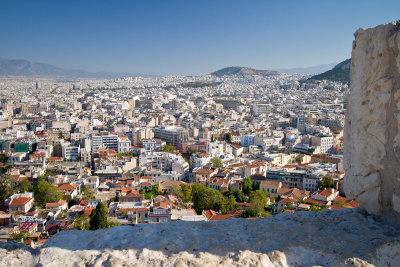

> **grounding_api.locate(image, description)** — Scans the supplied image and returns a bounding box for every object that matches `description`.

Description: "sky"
[0,0,399,76]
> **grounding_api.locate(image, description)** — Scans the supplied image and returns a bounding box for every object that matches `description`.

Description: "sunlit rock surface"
[344,21,400,221]
[1,209,400,266]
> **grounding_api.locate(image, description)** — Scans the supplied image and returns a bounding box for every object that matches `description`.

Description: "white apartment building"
[62,143,80,160]
[118,135,131,153]
[311,135,334,154]
[91,133,118,152]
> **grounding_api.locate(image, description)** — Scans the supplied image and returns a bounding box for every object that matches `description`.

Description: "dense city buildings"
[0,72,353,245]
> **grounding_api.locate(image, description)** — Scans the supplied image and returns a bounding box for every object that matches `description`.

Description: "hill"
[211,66,279,77]
[308,59,351,82]
[0,57,139,79]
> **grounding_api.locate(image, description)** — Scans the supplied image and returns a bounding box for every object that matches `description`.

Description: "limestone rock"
[344,20,400,220]
[1,209,400,266]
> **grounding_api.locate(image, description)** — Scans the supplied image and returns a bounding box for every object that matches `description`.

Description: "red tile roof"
[10,197,32,206]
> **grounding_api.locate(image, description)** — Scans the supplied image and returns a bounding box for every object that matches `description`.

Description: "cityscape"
[0,63,352,242]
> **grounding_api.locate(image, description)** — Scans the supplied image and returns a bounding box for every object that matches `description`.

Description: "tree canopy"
[224,187,246,202]
[318,176,334,189]
[162,144,176,153]
[16,178,32,193]
[210,156,223,168]
[89,202,108,230]
[81,186,95,200]
[0,174,14,201]
[33,179,63,207]
[242,177,252,195]
[191,183,233,214]
[295,154,304,164]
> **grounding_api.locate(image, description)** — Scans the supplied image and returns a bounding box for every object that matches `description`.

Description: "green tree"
[242,177,252,195]
[16,178,32,193]
[75,215,90,230]
[225,133,232,143]
[180,184,192,203]
[191,183,232,214]
[163,144,176,153]
[81,186,95,200]
[295,154,304,164]
[210,156,223,168]
[11,232,26,242]
[169,184,182,197]
[318,176,334,189]
[151,184,161,195]
[249,190,267,215]
[33,179,63,207]
[242,208,259,218]
[0,153,8,163]
[0,174,15,201]
[107,217,121,228]
[89,202,108,230]
[224,187,245,202]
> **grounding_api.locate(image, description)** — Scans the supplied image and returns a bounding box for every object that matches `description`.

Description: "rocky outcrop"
[344,21,400,223]
[1,209,400,266]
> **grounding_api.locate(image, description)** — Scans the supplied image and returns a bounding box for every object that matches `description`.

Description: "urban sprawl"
[0,73,357,247]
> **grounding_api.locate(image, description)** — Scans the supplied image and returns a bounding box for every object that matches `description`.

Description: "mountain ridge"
[211,66,279,77]
[0,57,145,79]
[308,59,351,82]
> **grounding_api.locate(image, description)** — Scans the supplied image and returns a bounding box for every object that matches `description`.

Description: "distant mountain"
[308,59,351,82]
[0,57,142,79]
[211,66,279,77]
[277,62,338,75]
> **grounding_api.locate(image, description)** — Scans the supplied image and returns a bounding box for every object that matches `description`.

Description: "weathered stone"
[344,21,400,221]
[1,209,400,267]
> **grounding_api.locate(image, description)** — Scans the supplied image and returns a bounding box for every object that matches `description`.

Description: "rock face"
[344,21,400,222]
[1,209,400,267]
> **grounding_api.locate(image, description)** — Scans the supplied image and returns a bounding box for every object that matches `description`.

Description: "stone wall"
[1,209,400,267]
[344,21,400,222]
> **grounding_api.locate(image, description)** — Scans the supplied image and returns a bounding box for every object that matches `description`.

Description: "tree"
[242,208,259,218]
[81,186,95,200]
[75,215,90,230]
[225,133,232,143]
[11,232,26,242]
[16,178,32,193]
[242,177,252,195]
[210,156,223,168]
[180,184,192,203]
[191,183,232,214]
[249,190,267,215]
[318,176,334,189]
[0,153,8,163]
[295,154,304,164]
[0,174,15,201]
[163,144,176,153]
[151,184,161,195]
[107,217,121,228]
[224,187,245,202]
[33,179,63,207]
[89,202,108,230]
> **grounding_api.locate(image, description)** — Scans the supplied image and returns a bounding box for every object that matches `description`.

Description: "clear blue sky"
[0,0,398,76]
